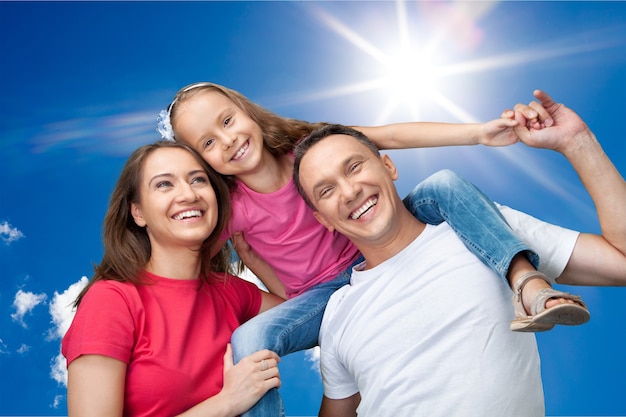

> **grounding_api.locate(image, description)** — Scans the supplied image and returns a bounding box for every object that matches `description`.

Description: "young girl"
[62,141,284,417]
[158,83,589,417]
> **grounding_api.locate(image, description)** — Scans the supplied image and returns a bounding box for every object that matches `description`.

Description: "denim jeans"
[403,169,539,277]
[232,169,538,417]
[232,258,362,417]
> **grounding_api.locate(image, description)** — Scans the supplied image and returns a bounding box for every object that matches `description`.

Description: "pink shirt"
[62,271,261,417]
[223,177,360,298]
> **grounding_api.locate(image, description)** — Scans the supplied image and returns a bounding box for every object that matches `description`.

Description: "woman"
[62,141,283,417]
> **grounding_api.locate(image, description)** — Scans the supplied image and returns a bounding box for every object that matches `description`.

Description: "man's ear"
[313,211,335,233]
[131,203,146,227]
[381,154,399,181]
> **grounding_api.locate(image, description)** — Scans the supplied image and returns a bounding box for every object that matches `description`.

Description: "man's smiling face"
[298,133,402,247]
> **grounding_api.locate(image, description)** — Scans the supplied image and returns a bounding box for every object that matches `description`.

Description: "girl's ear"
[131,203,146,227]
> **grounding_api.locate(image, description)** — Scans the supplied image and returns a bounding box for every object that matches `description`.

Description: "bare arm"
[67,355,126,417]
[68,348,281,417]
[319,393,360,417]
[354,118,522,150]
[232,232,288,300]
[513,90,626,285]
[260,290,285,313]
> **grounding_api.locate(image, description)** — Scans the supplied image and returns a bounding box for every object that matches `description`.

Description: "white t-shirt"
[320,222,545,417]
[497,203,579,282]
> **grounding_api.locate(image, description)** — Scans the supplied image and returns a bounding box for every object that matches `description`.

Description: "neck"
[145,245,202,280]
[356,209,426,270]
[238,152,293,193]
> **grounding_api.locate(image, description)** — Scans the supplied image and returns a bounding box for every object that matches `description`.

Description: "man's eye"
[348,161,362,173]
[320,187,333,198]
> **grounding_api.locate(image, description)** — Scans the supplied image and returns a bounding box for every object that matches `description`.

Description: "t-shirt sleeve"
[220,275,263,323]
[62,281,136,367]
[495,203,580,282]
[319,298,359,400]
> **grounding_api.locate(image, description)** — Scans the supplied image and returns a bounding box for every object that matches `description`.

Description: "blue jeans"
[232,169,538,417]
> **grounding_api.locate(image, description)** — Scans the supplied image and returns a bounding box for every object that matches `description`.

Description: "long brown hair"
[73,141,232,307]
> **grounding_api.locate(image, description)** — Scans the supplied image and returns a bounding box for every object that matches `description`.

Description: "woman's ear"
[131,203,146,227]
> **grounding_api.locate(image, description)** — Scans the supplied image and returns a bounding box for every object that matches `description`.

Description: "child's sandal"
[510,271,590,332]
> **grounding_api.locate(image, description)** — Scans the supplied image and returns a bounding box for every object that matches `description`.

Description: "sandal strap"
[512,271,552,318]
[530,288,586,316]
[513,271,551,304]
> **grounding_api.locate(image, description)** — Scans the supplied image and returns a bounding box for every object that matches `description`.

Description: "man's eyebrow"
[310,154,356,193]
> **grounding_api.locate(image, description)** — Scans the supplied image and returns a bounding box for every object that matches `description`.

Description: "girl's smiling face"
[172,90,265,178]
[130,147,219,251]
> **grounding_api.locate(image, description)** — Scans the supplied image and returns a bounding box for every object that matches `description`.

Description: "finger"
[512,111,531,142]
[533,89,556,108]
[250,349,281,363]
[500,109,515,119]
[513,103,540,122]
[527,101,553,127]
[223,343,234,373]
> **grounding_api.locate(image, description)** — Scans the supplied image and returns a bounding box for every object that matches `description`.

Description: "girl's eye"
[224,116,232,127]
[203,138,215,149]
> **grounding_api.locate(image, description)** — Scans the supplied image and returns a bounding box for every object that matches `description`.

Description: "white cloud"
[51,352,68,387]
[305,346,321,374]
[0,338,8,355]
[11,290,47,328]
[48,276,89,387]
[17,344,30,354]
[48,276,88,340]
[51,394,64,409]
[0,220,24,244]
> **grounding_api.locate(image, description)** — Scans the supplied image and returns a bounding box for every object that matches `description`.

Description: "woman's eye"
[155,180,173,189]
[191,175,208,185]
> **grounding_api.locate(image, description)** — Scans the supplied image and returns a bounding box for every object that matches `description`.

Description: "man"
[292,91,625,416]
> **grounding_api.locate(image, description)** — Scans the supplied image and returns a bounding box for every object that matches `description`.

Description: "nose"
[219,130,237,149]
[177,181,199,203]
[338,178,362,204]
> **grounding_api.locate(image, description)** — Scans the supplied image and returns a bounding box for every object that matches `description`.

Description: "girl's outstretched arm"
[355,116,528,150]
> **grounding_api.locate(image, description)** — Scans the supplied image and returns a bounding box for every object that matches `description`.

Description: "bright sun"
[382,48,441,106]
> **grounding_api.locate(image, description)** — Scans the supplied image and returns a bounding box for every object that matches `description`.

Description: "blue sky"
[1,1,625,415]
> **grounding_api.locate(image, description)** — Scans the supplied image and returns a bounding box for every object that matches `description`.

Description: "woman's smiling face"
[130,146,219,250]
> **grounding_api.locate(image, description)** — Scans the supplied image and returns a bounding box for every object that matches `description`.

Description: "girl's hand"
[478,117,520,147]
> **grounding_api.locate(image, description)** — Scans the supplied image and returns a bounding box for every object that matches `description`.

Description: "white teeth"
[351,197,378,220]
[232,141,249,160]
[173,210,202,220]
